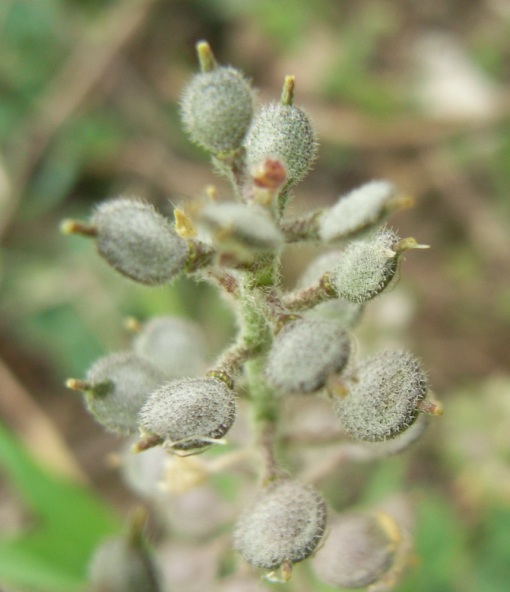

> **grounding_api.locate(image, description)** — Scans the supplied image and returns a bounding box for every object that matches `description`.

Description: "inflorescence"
[63,40,442,591]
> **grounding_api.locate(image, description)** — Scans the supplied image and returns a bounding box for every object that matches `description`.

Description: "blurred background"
[1,0,510,590]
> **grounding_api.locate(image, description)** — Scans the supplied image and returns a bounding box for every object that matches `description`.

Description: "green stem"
[237,254,282,482]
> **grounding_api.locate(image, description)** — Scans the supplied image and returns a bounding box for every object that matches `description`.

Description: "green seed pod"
[89,534,161,592]
[362,413,428,457]
[233,479,327,571]
[138,377,236,452]
[83,352,166,435]
[244,102,318,188]
[298,251,364,328]
[265,318,351,394]
[92,197,189,286]
[327,228,401,303]
[198,202,283,255]
[311,511,399,589]
[180,66,255,154]
[133,316,208,378]
[333,350,428,441]
[319,180,397,242]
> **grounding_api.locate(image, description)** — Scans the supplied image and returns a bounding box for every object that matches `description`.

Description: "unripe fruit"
[311,511,398,588]
[138,377,236,452]
[233,479,327,571]
[88,535,161,592]
[298,250,364,328]
[333,350,428,441]
[198,202,283,254]
[180,66,255,154]
[92,198,189,285]
[83,352,166,435]
[244,103,318,188]
[327,227,401,303]
[265,317,351,394]
[133,316,208,378]
[319,180,397,241]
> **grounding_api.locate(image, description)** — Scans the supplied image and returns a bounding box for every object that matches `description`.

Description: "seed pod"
[327,228,400,303]
[133,316,208,378]
[138,377,236,453]
[244,102,318,188]
[319,180,397,241]
[333,350,428,441]
[198,202,283,254]
[233,479,327,571]
[89,532,161,592]
[81,352,166,435]
[265,318,351,394]
[297,251,364,328]
[180,66,255,154]
[92,198,189,285]
[311,511,399,589]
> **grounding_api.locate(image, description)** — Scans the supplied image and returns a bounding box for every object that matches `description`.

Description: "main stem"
[238,253,281,484]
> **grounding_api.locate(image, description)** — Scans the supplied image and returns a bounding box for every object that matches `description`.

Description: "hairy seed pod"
[88,535,161,592]
[298,251,364,328]
[92,198,189,285]
[311,511,399,588]
[133,316,208,378]
[180,66,254,154]
[199,202,283,254]
[265,318,351,394]
[319,180,397,242]
[244,103,318,188]
[233,479,327,570]
[333,350,428,441]
[138,377,236,452]
[84,352,166,435]
[361,413,428,457]
[327,228,400,303]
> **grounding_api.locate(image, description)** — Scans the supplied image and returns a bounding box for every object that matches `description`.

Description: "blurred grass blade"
[0,421,120,590]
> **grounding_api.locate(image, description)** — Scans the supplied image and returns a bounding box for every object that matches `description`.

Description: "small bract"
[265,317,351,394]
[333,350,428,441]
[92,198,189,285]
[234,479,327,571]
[138,377,236,453]
[319,180,397,241]
[327,227,400,303]
[311,511,398,589]
[84,352,166,435]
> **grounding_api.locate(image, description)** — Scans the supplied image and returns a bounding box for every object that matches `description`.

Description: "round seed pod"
[265,318,351,394]
[311,511,398,589]
[319,180,397,242]
[333,350,428,441]
[92,197,189,286]
[328,228,400,303]
[180,66,255,154]
[133,316,208,378]
[233,479,327,571]
[361,413,428,458]
[198,202,283,254]
[297,250,364,329]
[84,352,166,435]
[138,377,236,452]
[88,535,161,592]
[244,103,318,188]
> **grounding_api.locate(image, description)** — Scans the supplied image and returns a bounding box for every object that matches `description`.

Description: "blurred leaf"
[0,422,120,591]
